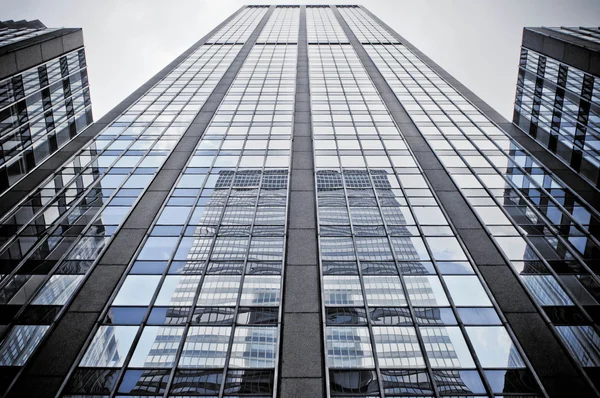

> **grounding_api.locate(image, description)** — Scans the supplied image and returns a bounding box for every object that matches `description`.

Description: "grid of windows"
[306,7,348,44]
[60,43,296,398]
[338,6,400,44]
[514,47,600,187]
[207,7,269,44]
[257,6,299,44]
[309,43,542,397]
[0,44,242,376]
[1,6,599,397]
[364,41,600,373]
[0,48,92,193]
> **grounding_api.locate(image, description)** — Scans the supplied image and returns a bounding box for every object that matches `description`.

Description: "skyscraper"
[0,19,93,194]
[514,26,600,188]
[0,5,599,398]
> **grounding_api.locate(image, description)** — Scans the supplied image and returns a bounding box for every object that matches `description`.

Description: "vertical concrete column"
[279,6,325,398]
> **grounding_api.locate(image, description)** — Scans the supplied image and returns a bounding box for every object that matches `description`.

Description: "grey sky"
[2,0,599,121]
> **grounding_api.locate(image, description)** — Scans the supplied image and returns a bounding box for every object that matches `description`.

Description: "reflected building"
[130,168,282,392]
[319,169,470,393]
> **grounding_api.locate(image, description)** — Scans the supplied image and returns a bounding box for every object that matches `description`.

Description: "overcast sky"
[2,0,599,120]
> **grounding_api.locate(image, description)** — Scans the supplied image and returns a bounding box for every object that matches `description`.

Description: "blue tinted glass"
[458,308,502,325]
[105,307,147,325]
[129,261,168,275]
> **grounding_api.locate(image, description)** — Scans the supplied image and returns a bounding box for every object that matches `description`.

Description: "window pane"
[443,276,492,307]
[555,326,600,367]
[113,275,161,306]
[363,276,406,306]
[240,275,281,306]
[425,237,467,261]
[465,326,525,368]
[391,237,429,260]
[326,326,374,368]
[323,276,364,306]
[138,237,179,260]
[129,326,184,367]
[404,276,449,307]
[80,326,139,367]
[0,325,49,366]
[372,326,424,368]
[32,275,84,305]
[520,275,573,306]
[179,326,231,368]
[155,275,202,306]
[421,326,475,368]
[229,326,278,368]
[197,275,241,306]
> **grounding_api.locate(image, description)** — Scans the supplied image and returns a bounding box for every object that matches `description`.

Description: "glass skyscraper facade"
[0,5,599,398]
[514,26,600,188]
[0,19,93,194]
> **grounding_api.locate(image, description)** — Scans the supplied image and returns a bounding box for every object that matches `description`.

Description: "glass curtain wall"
[59,8,297,398]
[0,12,265,382]
[309,6,543,397]
[337,5,600,380]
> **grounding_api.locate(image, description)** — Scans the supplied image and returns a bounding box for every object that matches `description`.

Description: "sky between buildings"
[2,0,599,121]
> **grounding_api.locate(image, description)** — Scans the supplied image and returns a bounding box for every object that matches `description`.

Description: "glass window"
[321,237,356,261]
[391,237,429,260]
[412,207,446,225]
[520,275,573,306]
[113,275,161,306]
[425,237,467,261]
[137,237,179,260]
[457,308,501,325]
[240,275,281,306]
[404,276,449,307]
[372,326,424,368]
[117,368,170,394]
[443,276,492,307]
[80,326,139,367]
[323,276,364,306]
[65,368,120,395]
[170,369,222,395]
[363,276,406,306]
[197,275,241,306]
[355,237,394,261]
[157,206,192,225]
[326,326,374,368]
[179,326,232,368]
[0,325,50,366]
[465,326,525,368]
[555,326,600,367]
[433,369,486,395]
[421,326,475,368]
[379,369,432,395]
[129,326,184,367]
[32,275,84,305]
[229,326,278,368]
[175,237,213,261]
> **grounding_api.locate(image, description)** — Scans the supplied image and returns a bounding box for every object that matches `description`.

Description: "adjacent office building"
[514,26,600,188]
[0,19,93,194]
[0,6,599,398]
